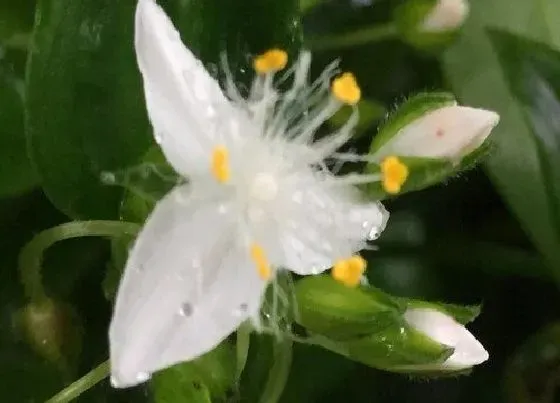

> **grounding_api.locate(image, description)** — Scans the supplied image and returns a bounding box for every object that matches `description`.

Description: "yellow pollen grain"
[250,243,272,280]
[332,255,367,287]
[331,72,361,105]
[211,145,230,183]
[253,49,288,74]
[380,156,409,194]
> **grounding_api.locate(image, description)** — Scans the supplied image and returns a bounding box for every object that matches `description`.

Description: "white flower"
[109,0,392,387]
[421,0,470,33]
[404,308,489,370]
[373,103,500,163]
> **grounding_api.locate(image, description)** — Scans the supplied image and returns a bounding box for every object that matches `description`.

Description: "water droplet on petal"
[135,372,151,383]
[218,204,227,214]
[154,131,164,144]
[234,303,248,316]
[110,375,120,387]
[179,302,194,317]
[367,226,380,241]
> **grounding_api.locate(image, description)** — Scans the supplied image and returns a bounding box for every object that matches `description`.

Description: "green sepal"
[403,299,482,325]
[295,275,405,340]
[294,275,485,373]
[393,0,462,53]
[365,132,492,200]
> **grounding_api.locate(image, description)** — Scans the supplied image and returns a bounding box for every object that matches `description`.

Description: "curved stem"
[258,338,293,403]
[307,23,398,52]
[19,220,140,303]
[46,360,110,403]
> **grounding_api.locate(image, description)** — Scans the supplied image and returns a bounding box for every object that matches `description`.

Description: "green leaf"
[489,30,560,255]
[25,0,152,219]
[164,0,302,85]
[442,0,560,282]
[0,0,35,46]
[300,0,324,14]
[152,341,237,402]
[295,275,404,340]
[0,57,37,196]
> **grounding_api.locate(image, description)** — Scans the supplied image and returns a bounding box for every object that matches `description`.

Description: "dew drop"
[234,303,248,316]
[218,204,227,214]
[362,221,381,241]
[154,131,164,144]
[110,375,120,387]
[179,302,194,317]
[100,171,116,184]
[135,371,151,383]
[309,266,322,275]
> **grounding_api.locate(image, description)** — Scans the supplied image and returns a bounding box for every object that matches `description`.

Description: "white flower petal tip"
[421,0,470,33]
[405,308,489,370]
[376,106,500,162]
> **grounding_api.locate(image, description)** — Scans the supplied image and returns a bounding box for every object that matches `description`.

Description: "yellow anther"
[211,145,230,183]
[331,255,367,287]
[331,72,361,105]
[253,49,288,74]
[250,243,272,280]
[380,156,409,194]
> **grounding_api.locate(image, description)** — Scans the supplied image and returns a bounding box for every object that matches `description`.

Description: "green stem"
[258,338,293,403]
[46,360,110,403]
[307,23,398,52]
[18,220,140,303]
[236,323,252,381]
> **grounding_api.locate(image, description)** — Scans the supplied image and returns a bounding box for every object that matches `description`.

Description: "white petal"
[270,177,389,275]
[135,0,233,175]
[109,185,267,388]
[404,308,489,370]
[374,106,499,162]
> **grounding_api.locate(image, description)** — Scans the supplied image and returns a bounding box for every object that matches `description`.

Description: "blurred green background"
[1,0,560,402]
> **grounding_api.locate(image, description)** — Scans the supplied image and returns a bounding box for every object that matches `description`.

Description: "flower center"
[250,172,279,202]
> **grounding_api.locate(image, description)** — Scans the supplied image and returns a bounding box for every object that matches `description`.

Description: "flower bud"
[394,0,470,51]
[402,307,488,370]
[365,93,499,199]
[372,101,499,163]
[421,0,469,33]
[14,299,83,373]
